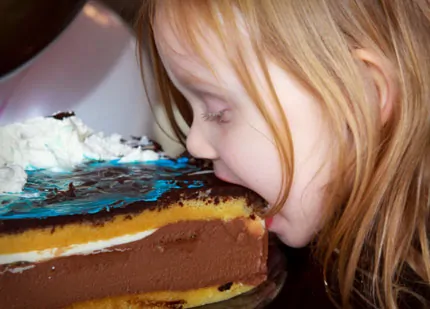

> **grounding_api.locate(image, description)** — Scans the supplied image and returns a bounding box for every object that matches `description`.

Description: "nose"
[186,123,218,160]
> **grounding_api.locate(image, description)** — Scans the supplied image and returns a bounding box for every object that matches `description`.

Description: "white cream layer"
[0,228,157,265]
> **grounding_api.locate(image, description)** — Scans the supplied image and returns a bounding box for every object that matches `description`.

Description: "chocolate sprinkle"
[50,111,76,120]
[218,282,233,292]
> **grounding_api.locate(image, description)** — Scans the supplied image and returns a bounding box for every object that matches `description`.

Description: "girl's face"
[154,13,334,247]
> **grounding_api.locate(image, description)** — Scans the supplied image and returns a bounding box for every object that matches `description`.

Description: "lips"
[264,217,273,229]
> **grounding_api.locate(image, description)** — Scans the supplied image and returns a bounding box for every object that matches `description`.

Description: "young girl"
[136,1,430,308]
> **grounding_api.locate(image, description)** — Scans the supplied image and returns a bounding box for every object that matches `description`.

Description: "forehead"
[151,3,267,100]
[152,6,226,84]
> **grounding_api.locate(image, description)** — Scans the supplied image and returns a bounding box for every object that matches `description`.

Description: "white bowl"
[0,1,155,138]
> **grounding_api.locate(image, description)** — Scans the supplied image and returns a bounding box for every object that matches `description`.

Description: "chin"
[270,219,314,248]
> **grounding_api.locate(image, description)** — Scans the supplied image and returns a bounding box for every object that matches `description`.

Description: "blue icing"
[0,158,205,220]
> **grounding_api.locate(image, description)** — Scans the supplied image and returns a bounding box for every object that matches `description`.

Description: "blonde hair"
[136,1,430,308]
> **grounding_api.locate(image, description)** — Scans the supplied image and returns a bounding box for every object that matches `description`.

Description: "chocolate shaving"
[50,111,75,120]
[218,282,233,292]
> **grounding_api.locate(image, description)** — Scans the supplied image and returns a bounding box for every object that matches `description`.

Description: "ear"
[354,49,397,124]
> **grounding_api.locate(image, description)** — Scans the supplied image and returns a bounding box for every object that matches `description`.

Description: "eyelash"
[201,110,228,123]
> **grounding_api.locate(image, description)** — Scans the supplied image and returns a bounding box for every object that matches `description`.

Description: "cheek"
[217,130,284,206]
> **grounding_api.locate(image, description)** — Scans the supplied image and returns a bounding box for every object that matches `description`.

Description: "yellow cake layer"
[0,197,257,254]
[67,283,255,309]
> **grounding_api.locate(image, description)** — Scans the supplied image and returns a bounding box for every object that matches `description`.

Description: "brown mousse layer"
[0,218,267,309]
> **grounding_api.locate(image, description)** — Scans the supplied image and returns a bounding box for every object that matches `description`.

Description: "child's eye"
[201,109,229,124]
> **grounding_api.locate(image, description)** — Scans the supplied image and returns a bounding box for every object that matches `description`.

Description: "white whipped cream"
[0,165,27,194]
[0,228,157,265]
[0,115,160,193]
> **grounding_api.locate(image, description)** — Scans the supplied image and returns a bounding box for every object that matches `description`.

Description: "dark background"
[0,0,142,78]
[101,0,142,24]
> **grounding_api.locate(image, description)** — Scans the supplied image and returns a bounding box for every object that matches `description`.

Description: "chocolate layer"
[0,164,266,235]
[0,218,267,309]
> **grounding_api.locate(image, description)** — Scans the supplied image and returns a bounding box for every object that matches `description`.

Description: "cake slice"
[0,157,268,308]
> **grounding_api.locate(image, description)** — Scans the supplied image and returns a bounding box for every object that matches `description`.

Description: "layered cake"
[0,114,268,309]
